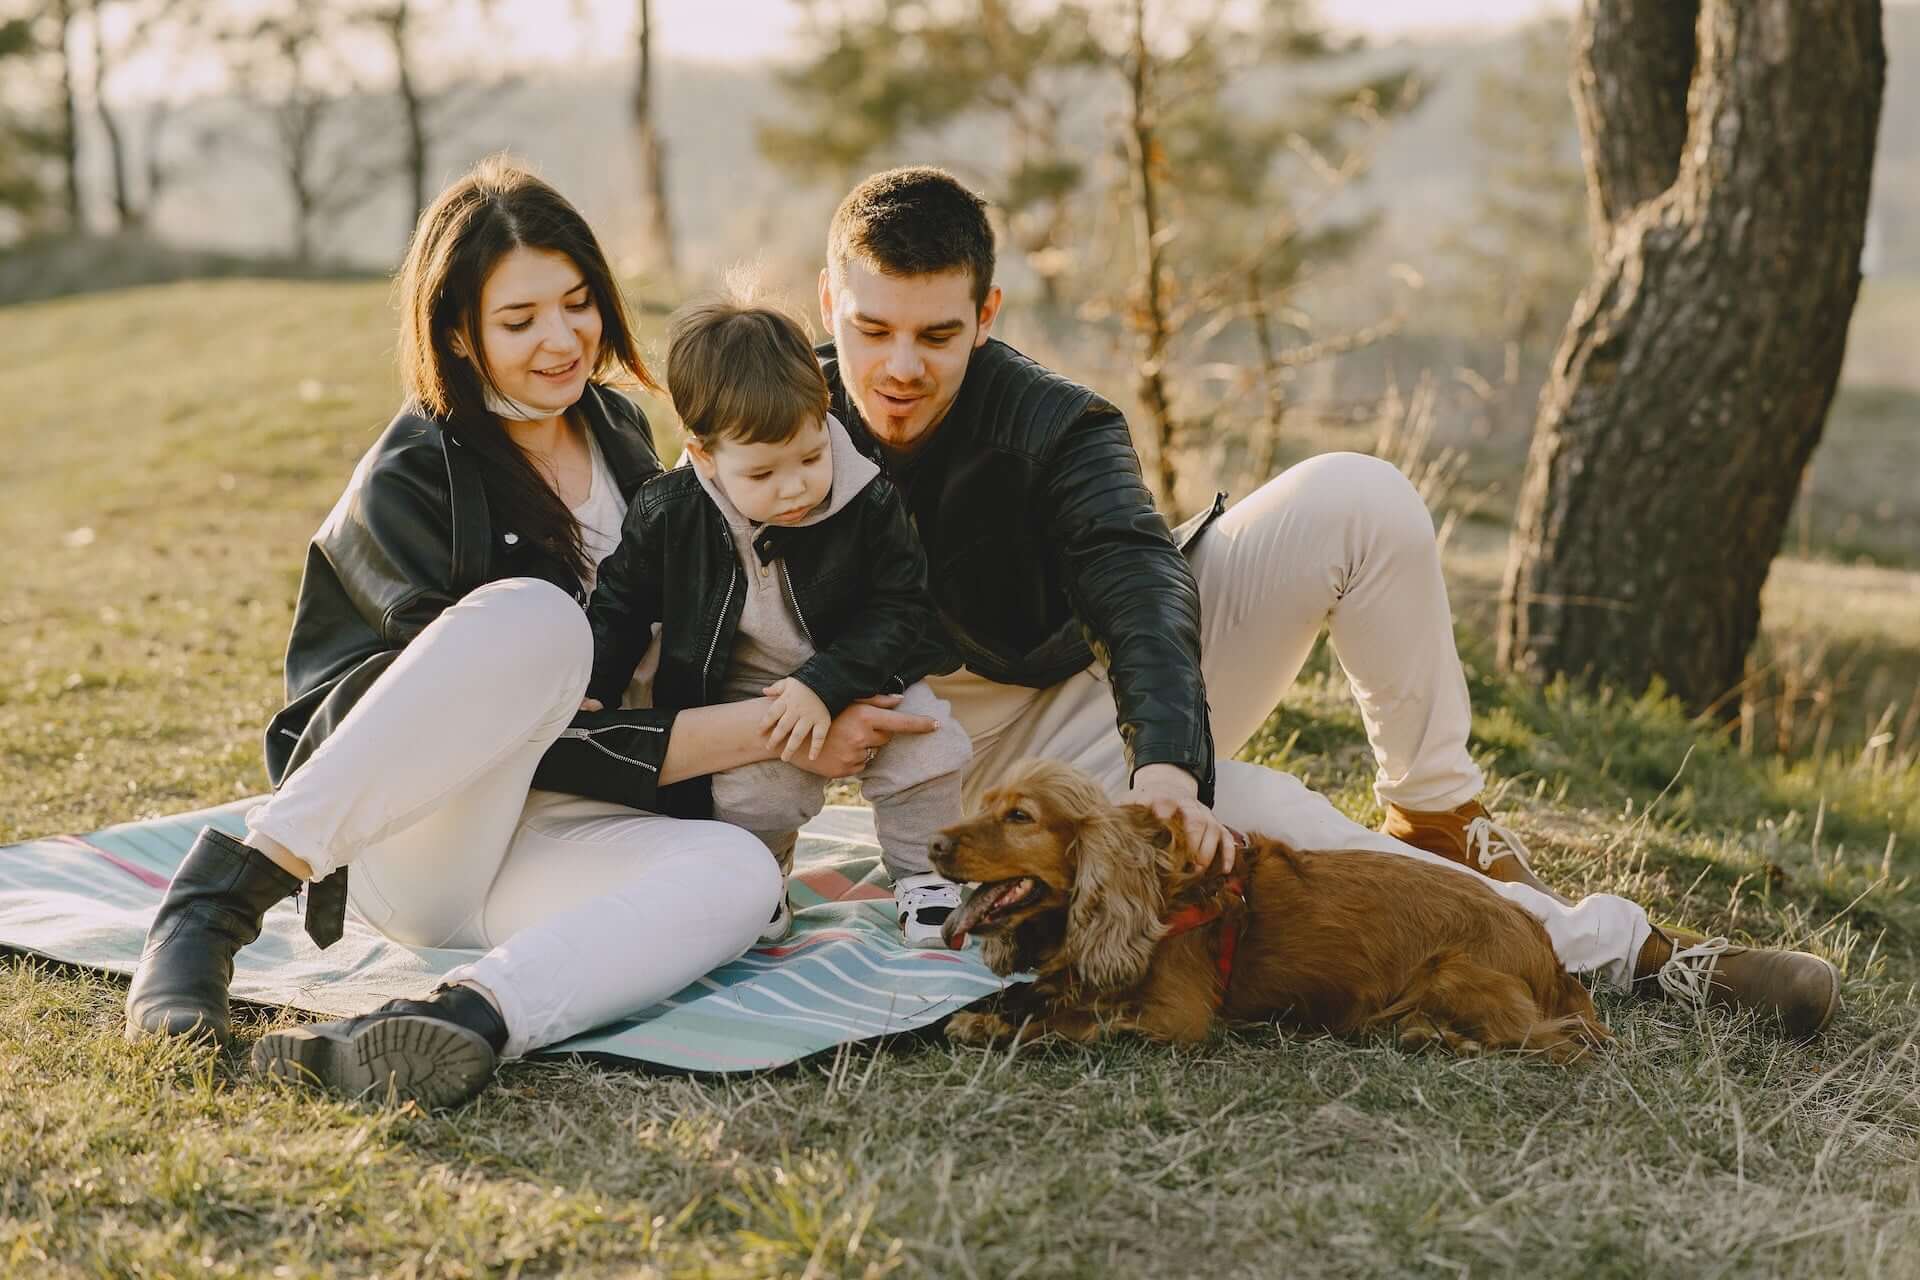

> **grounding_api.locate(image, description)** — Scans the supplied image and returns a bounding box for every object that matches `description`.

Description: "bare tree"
[357,0,510,242]
[223,7,395,264]
[632,0,674,278]
[1499,0,1885,712]
[51,0,80,227]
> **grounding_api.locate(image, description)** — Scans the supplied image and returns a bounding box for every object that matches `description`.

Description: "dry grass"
[6,280,1920,1278]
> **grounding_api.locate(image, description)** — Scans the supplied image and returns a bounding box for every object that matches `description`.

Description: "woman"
[123,156,935,1108]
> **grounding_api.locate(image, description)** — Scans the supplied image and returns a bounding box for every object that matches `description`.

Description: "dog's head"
[931,759,1180,989]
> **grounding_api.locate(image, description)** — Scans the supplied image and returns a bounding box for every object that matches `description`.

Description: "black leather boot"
[124,826,301,1044]
[252,983,508,1110]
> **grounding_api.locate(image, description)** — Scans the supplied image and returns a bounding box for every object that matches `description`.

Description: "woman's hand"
[761,678,832,761]
[791,693,940,779]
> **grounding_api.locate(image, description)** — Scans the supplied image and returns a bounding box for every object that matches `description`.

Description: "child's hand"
[579,697,604,712]
[761,678,831,761]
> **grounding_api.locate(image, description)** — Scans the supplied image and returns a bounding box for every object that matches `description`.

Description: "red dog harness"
[1158,829,1251,999]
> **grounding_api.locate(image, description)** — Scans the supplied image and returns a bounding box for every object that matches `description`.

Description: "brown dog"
[930,760,1609,1062]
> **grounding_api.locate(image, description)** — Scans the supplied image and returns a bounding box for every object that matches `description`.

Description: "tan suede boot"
[1380,799,1573,906]
[1633,926,1840,1040]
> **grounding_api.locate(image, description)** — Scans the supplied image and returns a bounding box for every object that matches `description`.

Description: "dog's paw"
[946,1010,1018,1044]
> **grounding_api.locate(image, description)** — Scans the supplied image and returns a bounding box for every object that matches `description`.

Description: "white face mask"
[484,383,572,422]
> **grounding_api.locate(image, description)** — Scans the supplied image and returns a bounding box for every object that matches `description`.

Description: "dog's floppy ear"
[1062,808,1168,990]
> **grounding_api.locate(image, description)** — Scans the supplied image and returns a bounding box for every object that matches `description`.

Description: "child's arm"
[790,480,942,716]
[583,493,665,709]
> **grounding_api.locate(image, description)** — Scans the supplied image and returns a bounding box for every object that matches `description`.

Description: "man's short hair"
[667,295,830,447]
[828,166,996,308]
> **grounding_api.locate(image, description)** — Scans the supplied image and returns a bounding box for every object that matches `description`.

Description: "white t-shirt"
[570,429,626,594]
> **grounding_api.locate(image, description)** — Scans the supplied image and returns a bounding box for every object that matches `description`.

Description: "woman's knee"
[459,578,593,687]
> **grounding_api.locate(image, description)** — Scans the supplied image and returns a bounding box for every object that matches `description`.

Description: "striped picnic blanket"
[0,800,1008,1072]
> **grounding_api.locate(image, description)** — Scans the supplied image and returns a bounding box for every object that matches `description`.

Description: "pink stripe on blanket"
[794,867,892,902]
[53,836,170,890]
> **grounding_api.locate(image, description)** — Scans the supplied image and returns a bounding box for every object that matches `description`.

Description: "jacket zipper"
[702,562,739,697]
[779,560,816,649]
[559,724,662,772]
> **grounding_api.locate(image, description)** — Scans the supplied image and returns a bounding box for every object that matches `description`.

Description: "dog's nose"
[929,833,954,861]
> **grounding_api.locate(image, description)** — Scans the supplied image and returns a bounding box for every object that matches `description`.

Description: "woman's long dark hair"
[396,154,658,584]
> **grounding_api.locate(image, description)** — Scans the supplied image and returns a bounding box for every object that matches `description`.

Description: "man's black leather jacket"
[266,384,696,814]
[821,337,1225,802]
[583,454,943,722]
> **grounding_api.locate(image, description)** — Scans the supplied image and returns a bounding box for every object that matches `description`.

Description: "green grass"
[7,280,1920,1277]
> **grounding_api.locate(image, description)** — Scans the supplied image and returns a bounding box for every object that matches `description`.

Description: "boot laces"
[1464,815,1541,875]
[1655,935,1732,1005]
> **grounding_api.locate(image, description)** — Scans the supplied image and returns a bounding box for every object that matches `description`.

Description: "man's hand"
[1121,763,1235,873]
[791,693,939,779]
[761,678,833,761]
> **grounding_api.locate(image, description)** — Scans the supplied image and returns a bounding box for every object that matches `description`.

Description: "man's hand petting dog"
[1122,762,1236,873]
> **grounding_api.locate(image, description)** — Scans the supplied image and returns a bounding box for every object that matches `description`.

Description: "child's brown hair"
[667,293,830,446]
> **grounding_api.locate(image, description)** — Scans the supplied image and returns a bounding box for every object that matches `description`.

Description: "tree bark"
[1571,0,1694,261]
[633,0,675,280]
[1123,0,1179,515]
[1499,0,1885,714]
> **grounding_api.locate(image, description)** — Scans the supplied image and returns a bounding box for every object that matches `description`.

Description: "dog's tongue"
[942,882,1003,949]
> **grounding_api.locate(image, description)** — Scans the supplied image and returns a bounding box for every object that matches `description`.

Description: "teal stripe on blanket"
[0,801,1006,1073]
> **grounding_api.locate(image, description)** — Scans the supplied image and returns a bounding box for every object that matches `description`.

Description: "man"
[813,166,1839,1037]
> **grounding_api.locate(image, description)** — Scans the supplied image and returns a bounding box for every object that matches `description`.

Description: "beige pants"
[932,452,1652,991]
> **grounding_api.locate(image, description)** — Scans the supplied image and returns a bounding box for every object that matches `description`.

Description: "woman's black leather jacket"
[265,383,693,814]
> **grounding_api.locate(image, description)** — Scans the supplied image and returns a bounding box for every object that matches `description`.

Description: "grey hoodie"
[689,415,882,702]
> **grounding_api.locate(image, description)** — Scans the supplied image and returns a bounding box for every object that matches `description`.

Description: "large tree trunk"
[632,0,675,280]
[1498,0,1885,713]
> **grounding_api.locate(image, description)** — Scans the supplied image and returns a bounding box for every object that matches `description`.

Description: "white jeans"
[247,578,782,1058]
[934,453,1653,991]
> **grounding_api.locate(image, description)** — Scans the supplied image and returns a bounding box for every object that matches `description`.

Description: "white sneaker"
[758,891,793,944]
[894,872,963,947]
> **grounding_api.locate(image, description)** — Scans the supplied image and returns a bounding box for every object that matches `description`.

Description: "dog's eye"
[1004,807,1033,824]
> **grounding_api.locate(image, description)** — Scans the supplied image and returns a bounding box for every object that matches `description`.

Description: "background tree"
[357,0,508,242]
[1442,15,1589,423]
[759,0,1101,310]
[79,0,204,231]
[0,7,58,235]
[221,5,395,264]
[1498,0,1886,712]
[49,0,81,227]
[761,0,1414,515]
[632,0,675,279]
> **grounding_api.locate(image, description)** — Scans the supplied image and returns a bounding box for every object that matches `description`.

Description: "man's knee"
[1294,452,1434,546]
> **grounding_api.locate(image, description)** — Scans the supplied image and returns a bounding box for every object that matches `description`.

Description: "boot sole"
[124,1010,231,1048]
[251,1015,495,1110]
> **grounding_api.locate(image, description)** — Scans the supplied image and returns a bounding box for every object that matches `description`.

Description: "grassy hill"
[4,280,1920,1276]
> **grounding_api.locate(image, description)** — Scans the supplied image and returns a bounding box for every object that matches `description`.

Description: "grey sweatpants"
[710,681,972,881]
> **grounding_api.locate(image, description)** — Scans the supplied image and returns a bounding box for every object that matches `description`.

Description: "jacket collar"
[577,382,658,501]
